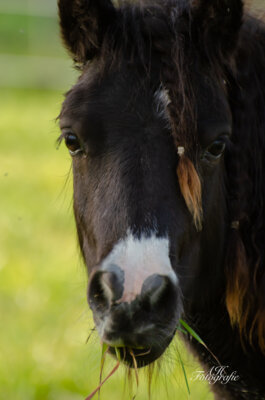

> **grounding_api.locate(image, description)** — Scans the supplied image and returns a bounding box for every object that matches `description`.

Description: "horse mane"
[225,13,265,352]
[81,0,265,351]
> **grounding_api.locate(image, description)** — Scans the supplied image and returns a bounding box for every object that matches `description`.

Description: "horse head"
[58,0,246,367]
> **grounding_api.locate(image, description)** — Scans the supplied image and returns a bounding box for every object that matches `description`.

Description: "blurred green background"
[0,1,262,399]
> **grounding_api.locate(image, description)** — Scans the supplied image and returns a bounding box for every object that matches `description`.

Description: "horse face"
[58,0,241,366]
[60,67,185,365]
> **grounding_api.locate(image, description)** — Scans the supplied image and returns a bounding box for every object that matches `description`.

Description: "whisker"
[86,327,96,344]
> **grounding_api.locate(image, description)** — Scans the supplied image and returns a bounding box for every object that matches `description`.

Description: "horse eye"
[64,133,82,156]
[204,139,226,160]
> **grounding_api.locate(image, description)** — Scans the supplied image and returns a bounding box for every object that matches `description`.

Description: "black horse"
[58,1,265,398]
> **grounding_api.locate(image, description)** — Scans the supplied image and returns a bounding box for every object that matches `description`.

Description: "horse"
[57,1,265,398]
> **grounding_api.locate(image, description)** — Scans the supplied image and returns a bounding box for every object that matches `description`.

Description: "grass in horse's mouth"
[111,345,151,360]
[86,321,219,399]
[85,344,118,400]
[86,344,153,399]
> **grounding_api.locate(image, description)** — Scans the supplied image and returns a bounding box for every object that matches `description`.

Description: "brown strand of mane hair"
[225,228,265,353]
[256,309,265,353]
[226,228,249,327]
[249,308,265,353]
[177,153,203,231]
[159,46,203,230]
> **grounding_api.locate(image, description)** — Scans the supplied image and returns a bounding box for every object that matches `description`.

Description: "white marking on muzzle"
[101,233,177,304]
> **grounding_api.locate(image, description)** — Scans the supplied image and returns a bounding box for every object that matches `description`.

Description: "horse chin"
[107,334,175,368]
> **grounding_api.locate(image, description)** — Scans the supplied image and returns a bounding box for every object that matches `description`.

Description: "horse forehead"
[61,72,165,131]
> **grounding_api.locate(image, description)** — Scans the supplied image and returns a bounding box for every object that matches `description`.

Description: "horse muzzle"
[87,234,181,367]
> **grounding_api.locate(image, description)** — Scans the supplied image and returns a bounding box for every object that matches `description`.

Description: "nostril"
[141,274,175,307]
[89,265,124,311]
[141,274,164,301]
[89,271,109,311]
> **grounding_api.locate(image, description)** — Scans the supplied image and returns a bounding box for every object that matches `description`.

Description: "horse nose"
[89,263,177,314]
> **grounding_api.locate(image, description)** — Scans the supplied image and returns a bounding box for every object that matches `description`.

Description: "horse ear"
[191,0,243,58]
[58,0,116,63]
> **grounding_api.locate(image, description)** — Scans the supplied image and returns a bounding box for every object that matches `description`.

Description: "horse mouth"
[107,332,174,368]
[108,346,161,367]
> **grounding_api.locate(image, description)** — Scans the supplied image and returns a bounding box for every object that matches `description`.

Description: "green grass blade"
[86,361,120,400]
[101,343,109,362]
[179,319,220,365]
[176,326,188,335]
[179,319,205,345]
[176,347,190,395]
[115,347,121,362]
[99,343,109,399]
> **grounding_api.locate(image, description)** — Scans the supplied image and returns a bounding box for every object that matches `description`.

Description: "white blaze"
[101,233,177,304]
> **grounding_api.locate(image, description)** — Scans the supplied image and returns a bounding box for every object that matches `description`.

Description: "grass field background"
[0,1,263,399]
